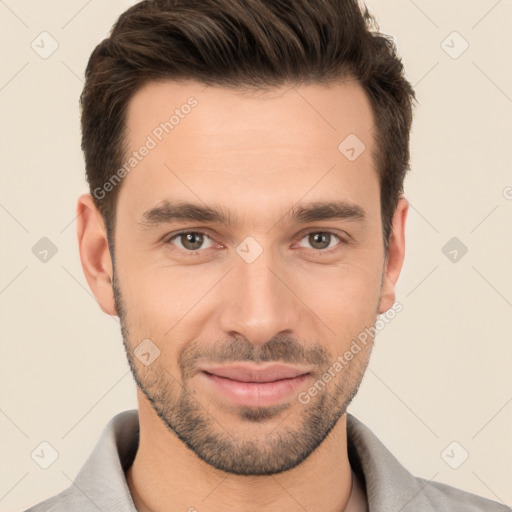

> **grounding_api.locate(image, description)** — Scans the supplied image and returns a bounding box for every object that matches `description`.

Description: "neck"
[126,392,358,512]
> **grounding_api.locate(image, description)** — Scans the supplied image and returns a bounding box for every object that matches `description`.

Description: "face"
[81,79,407,476]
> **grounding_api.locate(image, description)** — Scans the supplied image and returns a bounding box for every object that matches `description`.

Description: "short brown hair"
[80,0,415,253]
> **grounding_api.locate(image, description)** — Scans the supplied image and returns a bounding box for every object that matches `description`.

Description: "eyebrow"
[138,199,366,228]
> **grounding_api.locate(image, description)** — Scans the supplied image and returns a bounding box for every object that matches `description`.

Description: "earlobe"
[76,193,117,316]
[378,197,408,314]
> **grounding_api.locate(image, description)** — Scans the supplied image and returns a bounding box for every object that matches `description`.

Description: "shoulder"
[21,487,91,512]
[417,477,511,512]
[21,409,139,512]
[346,413,511,512]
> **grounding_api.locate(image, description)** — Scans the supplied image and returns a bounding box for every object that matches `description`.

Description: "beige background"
[1,0,511,510]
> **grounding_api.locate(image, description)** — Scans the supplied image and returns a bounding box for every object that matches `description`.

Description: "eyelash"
[163,229,347,256]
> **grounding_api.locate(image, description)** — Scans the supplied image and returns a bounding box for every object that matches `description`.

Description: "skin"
[77,79,408,512]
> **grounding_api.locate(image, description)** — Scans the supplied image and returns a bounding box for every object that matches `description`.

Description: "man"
[25,0,510,510]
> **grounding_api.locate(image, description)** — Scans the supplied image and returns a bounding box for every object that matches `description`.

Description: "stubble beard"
[112,270,375,476]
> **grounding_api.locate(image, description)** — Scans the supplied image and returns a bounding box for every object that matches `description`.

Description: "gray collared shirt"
[24,409,511,511]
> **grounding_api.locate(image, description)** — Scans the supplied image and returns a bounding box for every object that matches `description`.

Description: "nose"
[217,247,302,346]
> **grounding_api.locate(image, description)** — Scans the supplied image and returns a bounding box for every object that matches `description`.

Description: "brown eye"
[297,231,343,252]
[167,231,213,251]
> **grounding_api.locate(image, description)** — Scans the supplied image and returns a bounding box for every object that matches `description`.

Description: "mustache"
[179,334,330,378]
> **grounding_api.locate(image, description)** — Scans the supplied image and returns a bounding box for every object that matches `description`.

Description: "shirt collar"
[67,409,443,512]
[346,413,436,511]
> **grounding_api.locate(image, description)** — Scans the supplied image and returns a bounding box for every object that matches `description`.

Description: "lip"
[200,363,310,382]
[198,363,311,407]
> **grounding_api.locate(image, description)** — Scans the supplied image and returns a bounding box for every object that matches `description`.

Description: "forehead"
[117,79,378,228]
[125,78,375,153]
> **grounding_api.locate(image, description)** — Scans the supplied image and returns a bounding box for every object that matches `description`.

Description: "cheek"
[116,263,212,360]
[309,256,382,303]
[297,259,383,343]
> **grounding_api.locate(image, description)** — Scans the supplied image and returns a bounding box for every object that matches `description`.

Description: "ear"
[76,193,117,316]
[378,196,408,314]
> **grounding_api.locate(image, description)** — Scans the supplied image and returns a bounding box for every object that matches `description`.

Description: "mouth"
[198,363,312,407]
[201,363,310,382]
